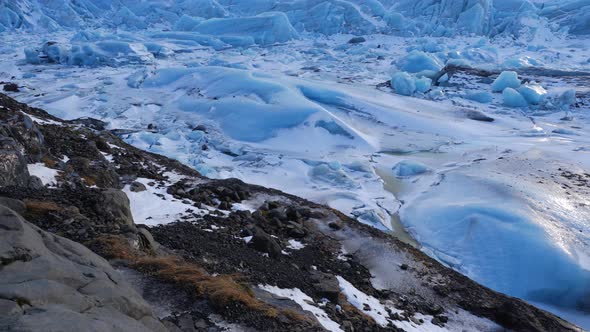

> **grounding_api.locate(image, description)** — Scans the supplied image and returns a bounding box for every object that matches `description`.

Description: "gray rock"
[311,271,340,303]
[27,175,44,189]
[130,181,147,192]
[0,138,30,187]
[0,197,25,215]
[0,205,166,332]
[100,189,135,226]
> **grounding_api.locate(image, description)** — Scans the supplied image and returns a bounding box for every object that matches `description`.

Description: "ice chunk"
[396,50,443,74]
[390,72,416,96]
[491,71,521,92]
[466,91,493,104]
[414,77,432,93]
[546,89,577,111]
[518,84,547,105]
[503,88,528,108]
[392,160,430,178]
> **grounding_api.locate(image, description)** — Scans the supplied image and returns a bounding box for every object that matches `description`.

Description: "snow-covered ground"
[1,0,590,329]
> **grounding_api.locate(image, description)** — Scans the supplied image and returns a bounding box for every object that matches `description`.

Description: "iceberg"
[491,71,521,92]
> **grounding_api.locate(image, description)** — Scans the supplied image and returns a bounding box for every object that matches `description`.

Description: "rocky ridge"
[0,91,582,332]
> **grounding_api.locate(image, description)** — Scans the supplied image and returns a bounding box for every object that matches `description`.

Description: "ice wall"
[1,0,588,37]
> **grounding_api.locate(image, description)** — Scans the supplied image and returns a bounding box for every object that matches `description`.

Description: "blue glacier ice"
[466,91,494,104]
[390,72,416,96]
[503,88,528,108]
[396,51,443,75]
[190,12,299,45]
[518,84,547,105]
[392,160,430,177]
[491,71,521,92]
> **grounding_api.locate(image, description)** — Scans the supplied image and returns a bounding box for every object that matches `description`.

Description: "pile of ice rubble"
[388,40,580,112]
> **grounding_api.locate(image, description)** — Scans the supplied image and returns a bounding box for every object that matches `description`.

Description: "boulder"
[310,271,340,303]
[250,227,282,258]
[2,83,19,92]
[0,205,166,331]
[0,138,30,187]
[130,181,147,192]
[348,36,366,44]
[100,189,134,227]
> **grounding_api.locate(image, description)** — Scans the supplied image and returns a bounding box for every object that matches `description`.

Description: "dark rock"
[431,315,448,327]
[130,181,147,192]
[311,271,340,302]
[461,109,495,122]
[2,83,19,92]
[328,221,343,230]
[348,37,366,44]
[269,207,288,221]
[27,176,44,189]
[193,124,207,132]
[400,264,408,270]
[250,227,282,258]
[218,201,230,210]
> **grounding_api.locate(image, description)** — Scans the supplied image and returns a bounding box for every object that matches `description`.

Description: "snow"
[502,87,528,108]
[27,163,59,186]
[123,177,192,226]
[336,276,446,331]
[287,239,305,250]
[491,71,521,92]
[258,285,343,332]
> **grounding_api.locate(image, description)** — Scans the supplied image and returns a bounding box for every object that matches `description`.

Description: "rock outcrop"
[0,205,166,332]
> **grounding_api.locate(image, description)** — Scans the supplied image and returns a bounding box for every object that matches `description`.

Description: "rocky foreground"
[0,92,581,331]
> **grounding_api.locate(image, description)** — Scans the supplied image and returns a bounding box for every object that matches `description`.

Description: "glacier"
[1,0,590,329]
